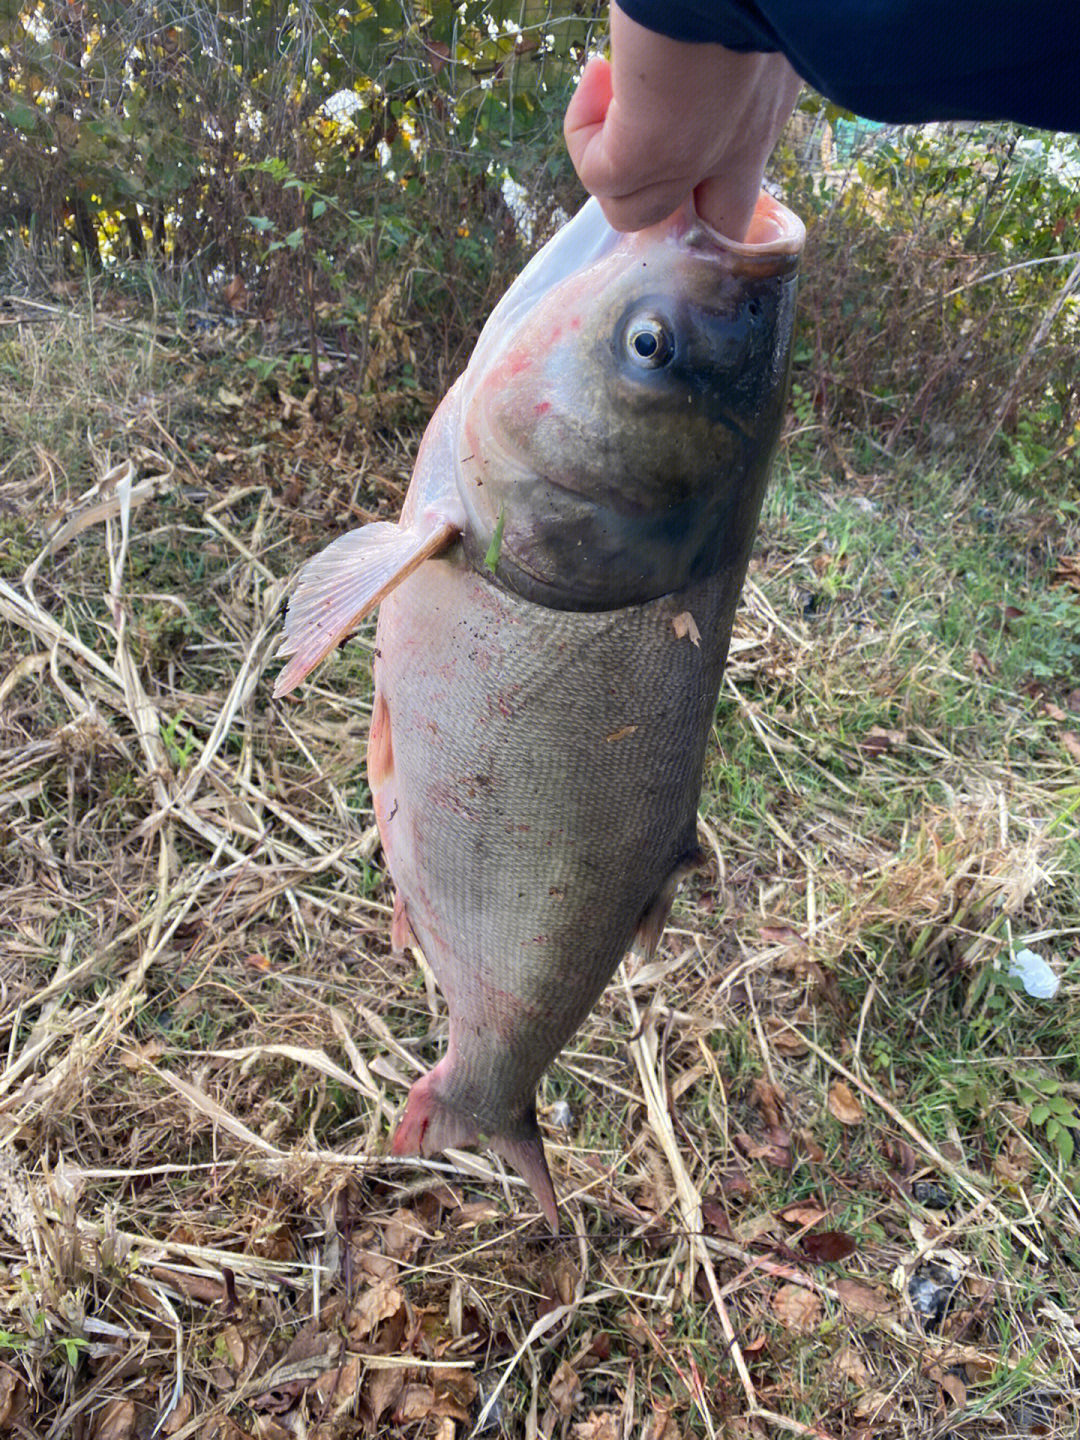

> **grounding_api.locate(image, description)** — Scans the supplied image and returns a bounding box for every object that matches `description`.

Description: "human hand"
[564,3,803,240]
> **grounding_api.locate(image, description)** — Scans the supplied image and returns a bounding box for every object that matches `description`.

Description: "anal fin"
[273,519,458,697]
[390,890,415,953]
[632,849,707,959]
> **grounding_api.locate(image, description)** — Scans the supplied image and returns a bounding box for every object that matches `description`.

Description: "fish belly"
[369,548,740,1142]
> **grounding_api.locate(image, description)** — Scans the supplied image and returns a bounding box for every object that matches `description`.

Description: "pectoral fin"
[273,519,458,697]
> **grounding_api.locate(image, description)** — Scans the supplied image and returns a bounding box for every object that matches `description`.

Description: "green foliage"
[778,108,1080,482]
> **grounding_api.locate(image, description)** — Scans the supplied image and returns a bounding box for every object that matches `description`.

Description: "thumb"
[564,55,613,168]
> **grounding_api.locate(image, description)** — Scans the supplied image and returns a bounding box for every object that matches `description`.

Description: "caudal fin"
[391,1067,560,1232]
[273,519,458,697]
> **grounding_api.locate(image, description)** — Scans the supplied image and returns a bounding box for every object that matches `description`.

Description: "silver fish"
[274,195,804,1228]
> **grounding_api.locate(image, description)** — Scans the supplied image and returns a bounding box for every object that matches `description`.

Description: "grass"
[0,287,1078,1440]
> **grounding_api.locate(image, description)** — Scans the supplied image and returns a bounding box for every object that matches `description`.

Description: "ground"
[0,294,1078,1439]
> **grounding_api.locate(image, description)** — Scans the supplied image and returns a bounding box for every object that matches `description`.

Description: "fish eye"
[625,316,673,368]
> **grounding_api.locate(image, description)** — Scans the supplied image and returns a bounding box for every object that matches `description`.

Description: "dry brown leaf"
[1062,731,1080,763]
[779,1203,828,1227]
[651,1411,684,1440]
[573,1414,621,1440]
[381,1207,429,1261]
[828,1081,864,1125]
[765,1017,810,1055]
[800,1230,858,1263]
[433,1368,478,1423]
[752,1078,786,1129]
[91,1400,136,1440]
[367,1367,406,1427]
[251,1419,291,1440]
[859,725,906,754]
[453,1200,501,1227]
[772,1283,822,1333]
[834,1345,871,1387]
[853,1391,895,1421]
[928,1365,967,1407]
[835,1278,894,1319]
[550,1359,582,1417]
[797,1128,826,1163]
[433,1419,456,1440]
[314,1353,362,1408]
[349,1278,404,1340]
[396,1383,436,1422]
[0,1370,28,1428]
[220,1323,247,1369]
[672,611,701,646]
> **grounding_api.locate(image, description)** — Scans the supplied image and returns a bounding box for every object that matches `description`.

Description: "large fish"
[274,194,804,1229]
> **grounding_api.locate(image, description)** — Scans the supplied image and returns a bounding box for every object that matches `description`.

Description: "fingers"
[693,172,761,241]
[563,55,613,151]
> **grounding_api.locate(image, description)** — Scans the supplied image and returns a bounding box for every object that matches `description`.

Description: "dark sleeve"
[612,0,1080,133]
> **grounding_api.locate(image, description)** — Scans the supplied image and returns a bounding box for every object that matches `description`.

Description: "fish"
[273,193,805,1230]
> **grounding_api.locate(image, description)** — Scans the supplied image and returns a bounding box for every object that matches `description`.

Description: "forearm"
[614,0,1080,131]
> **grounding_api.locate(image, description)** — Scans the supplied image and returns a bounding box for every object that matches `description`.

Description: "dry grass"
[0,297,1078,1440]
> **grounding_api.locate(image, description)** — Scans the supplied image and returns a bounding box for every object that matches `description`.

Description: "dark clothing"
[614,0,1080,131]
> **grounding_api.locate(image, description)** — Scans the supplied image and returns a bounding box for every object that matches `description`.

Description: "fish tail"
[491,1126,559,1235]
[391,1066,560,1233]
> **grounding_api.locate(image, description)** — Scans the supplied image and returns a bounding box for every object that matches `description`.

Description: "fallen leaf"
[550,1360,582,1417]
[701,1197,734,1238]
[928,1365,967,1407]
[772,1283,822,1333]
[1062,732,1080,763]
[800,1230,858,1263]
[573,1413,620,1440]
[752,1078,785,1130]
[796,1128,826,1163]
[859,726,906,754]
[348,1279,404,1340]
[764,1017,809,1056]
[779,1203,828,1228]
[828,1081,864,1125]
[453,1199,501,1227]
[651,1411,684,1440]
[381,1208,429,1261]
[91,1400,136,1440]
[223,275,248,311]
[758,924,804,946]
[854,1391,895,1421]
[396,1383,436,1422]
[314,1353,362,1408]
[672,611,701,646]
[834,1345,871,1387]
[251,1418,291,1440]
[161,1394,193,1435]
[366,1368,405,1427]
[433,1368,478,1423]
[835,1278,894,1319]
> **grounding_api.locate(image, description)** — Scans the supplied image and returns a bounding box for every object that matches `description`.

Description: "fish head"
[458,194,805,609]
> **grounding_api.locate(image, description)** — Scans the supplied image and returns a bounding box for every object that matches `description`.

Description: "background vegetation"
[1,3,1078,1438]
